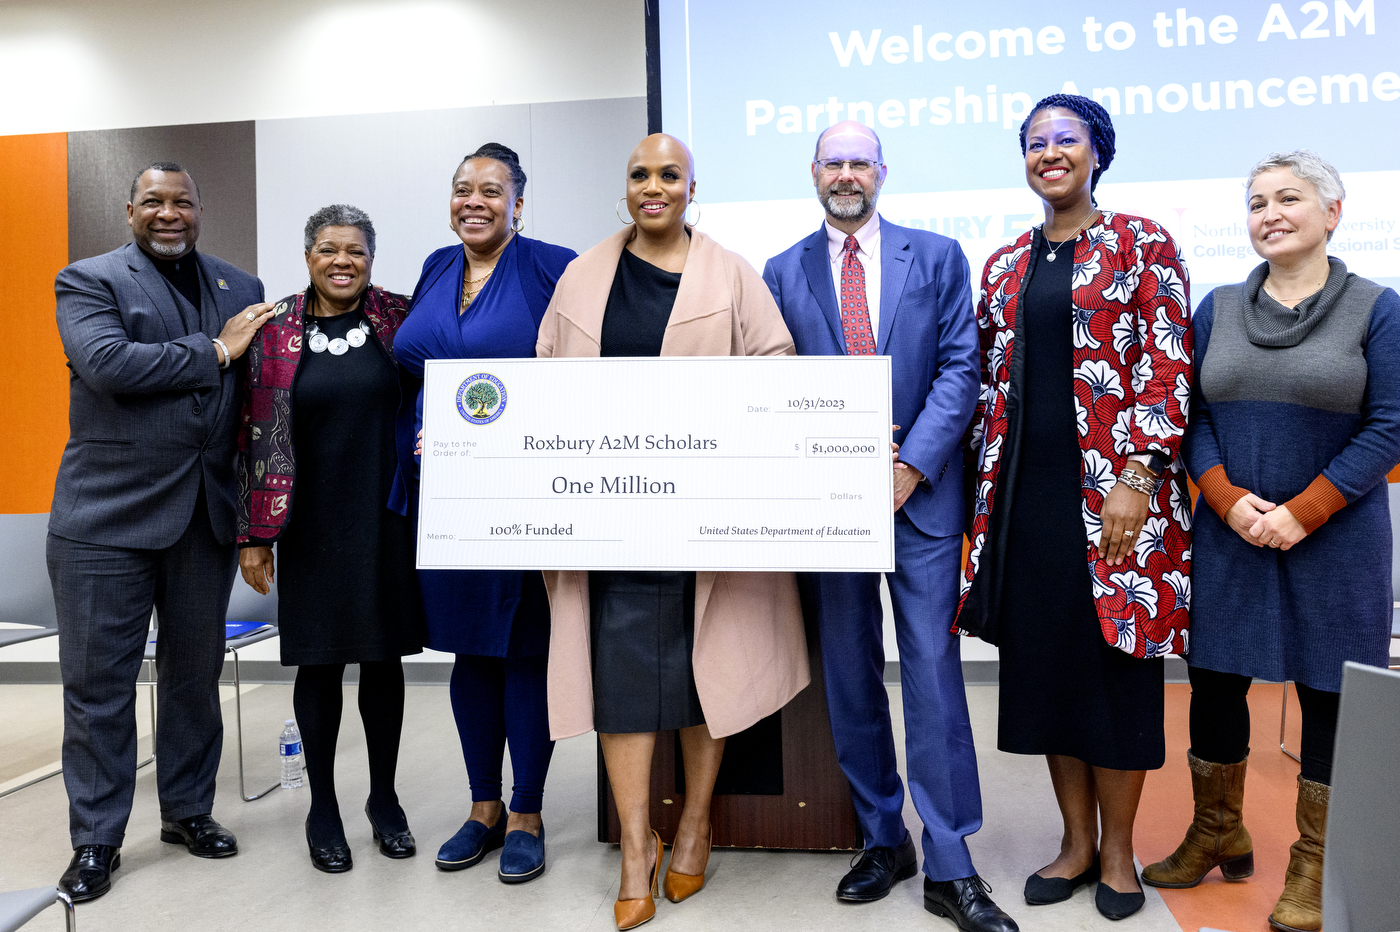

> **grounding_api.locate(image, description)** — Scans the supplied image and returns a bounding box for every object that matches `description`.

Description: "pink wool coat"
[536,226,811,740]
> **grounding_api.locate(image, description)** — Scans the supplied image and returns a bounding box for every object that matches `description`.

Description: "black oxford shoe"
[159,814,238,858]
[836,831,918,902]
[58,844,120,903]
[925,875,1020,932]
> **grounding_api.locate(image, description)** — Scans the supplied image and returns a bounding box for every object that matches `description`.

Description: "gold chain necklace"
[461,267,495,310]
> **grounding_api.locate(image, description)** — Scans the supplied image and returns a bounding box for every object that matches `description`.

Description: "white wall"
[254,97,646,298]
[0,0,644,135]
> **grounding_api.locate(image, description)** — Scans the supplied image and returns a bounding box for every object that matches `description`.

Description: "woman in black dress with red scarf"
[238,205,423,873]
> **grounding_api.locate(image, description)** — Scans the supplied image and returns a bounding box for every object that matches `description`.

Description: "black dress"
[276,307,424,666]
[995,235,1164,771]
[589,247,706,733]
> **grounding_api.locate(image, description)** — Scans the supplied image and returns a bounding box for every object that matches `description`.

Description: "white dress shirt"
[825,213,881,345]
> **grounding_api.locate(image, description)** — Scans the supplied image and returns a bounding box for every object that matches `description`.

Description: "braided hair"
[1018,94,1116,199]
[460,142,528,201]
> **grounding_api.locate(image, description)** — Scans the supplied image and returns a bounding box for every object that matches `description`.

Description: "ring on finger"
[245,311,256,320]
[1122,530,1133,538]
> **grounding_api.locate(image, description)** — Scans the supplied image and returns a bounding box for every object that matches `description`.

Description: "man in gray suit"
[48,162,275,901]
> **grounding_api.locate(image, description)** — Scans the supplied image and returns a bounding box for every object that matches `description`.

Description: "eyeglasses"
[814,159,882,176]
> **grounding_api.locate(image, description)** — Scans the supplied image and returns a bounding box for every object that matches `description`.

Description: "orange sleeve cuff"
[1196,464,1250,520]
[1284,475,1348,535]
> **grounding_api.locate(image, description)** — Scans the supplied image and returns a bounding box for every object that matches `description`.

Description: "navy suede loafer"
[498,825,546,884]
[435,811,507,871]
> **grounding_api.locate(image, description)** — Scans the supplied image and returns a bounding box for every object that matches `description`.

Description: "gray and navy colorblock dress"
[1184,259,1400,691]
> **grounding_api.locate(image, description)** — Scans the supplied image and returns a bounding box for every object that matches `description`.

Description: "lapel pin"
[217,278,230,290]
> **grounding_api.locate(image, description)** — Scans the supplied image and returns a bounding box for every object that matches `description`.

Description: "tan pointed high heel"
[662,821,712,903]
[614,829,663,930]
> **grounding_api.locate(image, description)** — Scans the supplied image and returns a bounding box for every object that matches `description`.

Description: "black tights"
[1187,664,1341,785]
[293,660,407,844]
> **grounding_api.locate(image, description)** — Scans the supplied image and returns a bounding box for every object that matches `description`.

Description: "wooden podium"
[598,608,862,850]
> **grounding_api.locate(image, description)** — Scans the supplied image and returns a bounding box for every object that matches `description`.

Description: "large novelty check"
[417,356,894,572]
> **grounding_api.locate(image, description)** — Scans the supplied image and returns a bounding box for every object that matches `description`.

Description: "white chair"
[140,572,282,802]
[0,516,64,800]
[0,888,75,932]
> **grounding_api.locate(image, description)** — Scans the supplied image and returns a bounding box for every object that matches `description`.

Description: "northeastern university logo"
[456,373,507,424]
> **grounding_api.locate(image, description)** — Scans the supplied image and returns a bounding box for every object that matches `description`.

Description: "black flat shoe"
[924,875,1020,932]
[159,814,238,858]
[1024,854,1101,905]
[836,831,918,902]
[306,820,353,873]
[365,803,415,859]
[58,845,120,903]
[1095,873,1146,921]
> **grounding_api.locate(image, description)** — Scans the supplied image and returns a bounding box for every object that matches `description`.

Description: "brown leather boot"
[1143,751,1254,888]
[1268,776,1328,932]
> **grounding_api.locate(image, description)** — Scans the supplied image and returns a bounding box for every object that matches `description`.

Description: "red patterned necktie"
[839,235,875,355]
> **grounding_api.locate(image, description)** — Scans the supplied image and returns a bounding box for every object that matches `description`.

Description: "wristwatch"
[1129,451,1171,476]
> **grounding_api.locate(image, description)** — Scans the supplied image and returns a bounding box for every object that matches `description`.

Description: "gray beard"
[821,183,880,223]
[146,238,187,257]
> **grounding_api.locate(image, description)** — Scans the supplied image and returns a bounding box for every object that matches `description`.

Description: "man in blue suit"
[763,123,1015,932]
[48,163,275,901]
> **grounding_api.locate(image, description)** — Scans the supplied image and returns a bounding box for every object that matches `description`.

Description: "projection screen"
[656,0,1400,297]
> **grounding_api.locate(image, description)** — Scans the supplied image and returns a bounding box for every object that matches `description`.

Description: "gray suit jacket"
[49,242,265,549]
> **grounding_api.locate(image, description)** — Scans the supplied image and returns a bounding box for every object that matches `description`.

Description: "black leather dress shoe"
[159,814,238,858]
[58,845,120,903]
[1024,854,1101,905]
[306,820,353,874]
[836,831,918,902]
[365,803,416,859]
[924,875,1020,932]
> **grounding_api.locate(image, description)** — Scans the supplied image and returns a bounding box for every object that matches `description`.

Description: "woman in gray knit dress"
[1146,151,1400,932]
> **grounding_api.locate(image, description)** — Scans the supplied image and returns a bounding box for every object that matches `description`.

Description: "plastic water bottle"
[279,719,303,789]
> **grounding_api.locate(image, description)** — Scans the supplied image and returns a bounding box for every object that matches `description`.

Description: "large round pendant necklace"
[307,318,370,355]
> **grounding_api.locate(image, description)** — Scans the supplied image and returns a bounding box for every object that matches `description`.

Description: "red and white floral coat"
[956,211,1193,658]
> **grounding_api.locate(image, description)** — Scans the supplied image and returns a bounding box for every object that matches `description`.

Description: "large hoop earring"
[511,215,524,233]
[615,197,635,226]
[685,199,701,227]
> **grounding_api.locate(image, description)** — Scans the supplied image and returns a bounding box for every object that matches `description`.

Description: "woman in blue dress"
[1145,150,1400,932]
[390,143,576,884]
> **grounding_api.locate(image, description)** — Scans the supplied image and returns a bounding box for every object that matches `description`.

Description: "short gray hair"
[304,204,376,255]
[1246,150,1346,209]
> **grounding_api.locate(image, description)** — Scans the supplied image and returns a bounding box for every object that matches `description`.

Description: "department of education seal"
[456,373,507,424]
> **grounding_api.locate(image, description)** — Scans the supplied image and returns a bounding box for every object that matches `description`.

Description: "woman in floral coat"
[956,95,1192,922]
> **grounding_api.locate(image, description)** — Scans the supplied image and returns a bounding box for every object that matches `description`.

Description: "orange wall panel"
[1,133,70,514]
